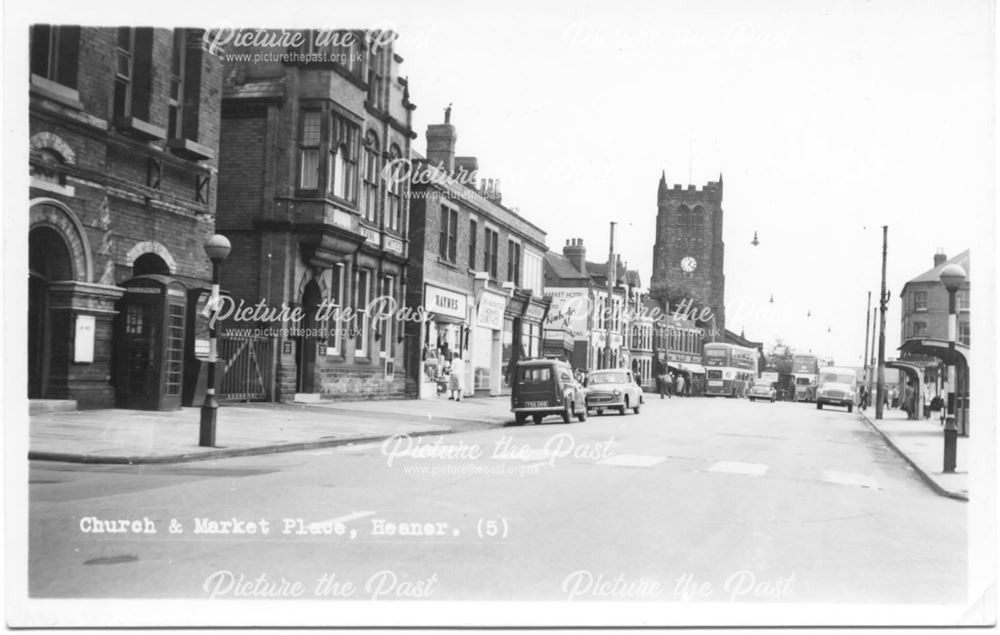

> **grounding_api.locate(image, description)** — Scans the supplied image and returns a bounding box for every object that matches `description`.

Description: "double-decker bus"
[791,354,820,402]
[703,342,759,397]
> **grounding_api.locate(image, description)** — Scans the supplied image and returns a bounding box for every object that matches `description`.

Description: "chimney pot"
[934,251,948,267]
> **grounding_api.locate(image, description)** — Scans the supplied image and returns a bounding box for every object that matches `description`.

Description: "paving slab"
[858,407,969,501]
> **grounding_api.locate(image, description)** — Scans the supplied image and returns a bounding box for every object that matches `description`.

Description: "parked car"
[584,368,644,415]
[510,358,587,424]
[748,379,776,403]
[816,367,858,413]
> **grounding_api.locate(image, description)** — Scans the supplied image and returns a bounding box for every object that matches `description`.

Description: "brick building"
[543,239,643,376]
[649,172,726,339]
[215,30,416,401]
[406,113,549,398]
[899,250,970,345]
[28,26,222,409]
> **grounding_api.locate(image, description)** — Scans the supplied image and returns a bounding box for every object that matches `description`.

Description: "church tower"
[649,171,726,338]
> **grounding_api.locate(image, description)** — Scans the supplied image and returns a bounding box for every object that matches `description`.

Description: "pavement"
[28,395,513,464]
[857,405,969,501]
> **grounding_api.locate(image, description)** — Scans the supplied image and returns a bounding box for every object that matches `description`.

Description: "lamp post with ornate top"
[200,234,231,447]
[939,263,966,473]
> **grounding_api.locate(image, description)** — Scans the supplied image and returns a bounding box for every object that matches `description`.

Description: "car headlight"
[612,389,621,397]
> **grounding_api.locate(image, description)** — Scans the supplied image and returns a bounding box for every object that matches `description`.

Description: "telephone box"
[114,275,188,410]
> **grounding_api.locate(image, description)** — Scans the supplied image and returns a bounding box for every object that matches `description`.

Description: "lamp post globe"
[939,264,966,292]
[204,234,232,265]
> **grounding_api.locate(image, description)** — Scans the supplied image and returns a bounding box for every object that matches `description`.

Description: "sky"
[6,0,995,365]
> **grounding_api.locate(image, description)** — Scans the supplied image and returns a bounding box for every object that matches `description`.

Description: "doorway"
[295,279,322,393]
[28,227,73,398]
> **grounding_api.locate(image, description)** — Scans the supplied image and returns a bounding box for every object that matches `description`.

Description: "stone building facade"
[649,172,726,339]
[28,26,222,409]
[215,29,416,401]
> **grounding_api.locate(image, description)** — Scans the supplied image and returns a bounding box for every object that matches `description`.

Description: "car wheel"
[816,402,822,410]
[749,397,754,402]
[771,397,775,403]
[847,404,853,413]
[514,413,527,425]
[620,397,628,416]
[562,401,572,423]
[532,414,543,424]
[577,404,587,422]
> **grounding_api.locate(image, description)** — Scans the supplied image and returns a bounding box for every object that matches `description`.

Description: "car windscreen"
[589,372,627,384]
[519,367,552,383]
[820,373,854,385]
[753,381,771,388]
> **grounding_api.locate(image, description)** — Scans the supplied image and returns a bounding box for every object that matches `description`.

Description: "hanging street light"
[751,231,760,246]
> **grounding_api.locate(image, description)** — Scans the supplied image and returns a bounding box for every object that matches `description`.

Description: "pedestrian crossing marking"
[707,461,769,476]
[596,454,666,468]
[821,471,880,489]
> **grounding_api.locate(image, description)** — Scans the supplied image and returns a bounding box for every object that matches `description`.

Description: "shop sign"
[426,284,467,320]
[477,291,506,330]
[360,226,380,243]
[524,303,546,322]
[385,236,404,254]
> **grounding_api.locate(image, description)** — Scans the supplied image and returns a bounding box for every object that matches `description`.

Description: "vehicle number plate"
[525,401,547,408]
[708,380,723,386]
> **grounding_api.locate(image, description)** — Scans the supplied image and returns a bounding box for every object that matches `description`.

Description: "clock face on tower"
[681,256,698,273]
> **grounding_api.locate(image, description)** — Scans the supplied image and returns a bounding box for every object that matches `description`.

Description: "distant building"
[899,250,970,345]
[649,172,726,339]
[895,249,970,427]
[29,26,222,409]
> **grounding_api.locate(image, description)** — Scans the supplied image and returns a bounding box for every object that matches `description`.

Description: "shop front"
[419,283,471,399]
[472,288,507,396]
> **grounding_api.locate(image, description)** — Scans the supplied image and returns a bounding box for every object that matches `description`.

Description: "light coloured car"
[585,369,644,415]
[748,379,776,403]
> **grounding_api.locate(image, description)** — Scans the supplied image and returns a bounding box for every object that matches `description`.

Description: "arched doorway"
[295,279,322,393]
[28,226,74,398]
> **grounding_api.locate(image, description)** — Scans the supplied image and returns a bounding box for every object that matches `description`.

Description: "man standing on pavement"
[675,373,685,397]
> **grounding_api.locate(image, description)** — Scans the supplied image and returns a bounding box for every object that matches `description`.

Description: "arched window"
[132,252,171,276]
[361,130,380,223]
[30,148,67,186]
[678,205,691,228]
[692,206,705,227]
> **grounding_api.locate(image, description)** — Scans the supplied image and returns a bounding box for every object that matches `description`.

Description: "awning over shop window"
[668,362,706,375]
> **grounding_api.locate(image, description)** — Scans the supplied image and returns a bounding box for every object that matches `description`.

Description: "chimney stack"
[455,156,478,186]
[934,249,947,267]
[563,238,587,274]
[426,112,457,173]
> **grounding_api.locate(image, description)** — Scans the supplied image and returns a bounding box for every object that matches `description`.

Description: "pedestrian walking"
[448,352,465,401]
[675,373,686,397]
[658,371,671,399]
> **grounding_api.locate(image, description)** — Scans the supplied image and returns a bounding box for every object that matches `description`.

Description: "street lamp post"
[200,234,232,447]
[939,263,967,473]
[875,226,888,420]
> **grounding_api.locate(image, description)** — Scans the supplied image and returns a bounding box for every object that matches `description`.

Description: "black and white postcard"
[4,0,996,628]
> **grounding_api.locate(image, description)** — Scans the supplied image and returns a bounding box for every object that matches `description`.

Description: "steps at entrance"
[29,399,78,415]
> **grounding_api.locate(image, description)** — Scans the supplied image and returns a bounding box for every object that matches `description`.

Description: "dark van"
[510,358,587,425]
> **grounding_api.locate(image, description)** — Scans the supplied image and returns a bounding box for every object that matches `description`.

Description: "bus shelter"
[898,338,969,436]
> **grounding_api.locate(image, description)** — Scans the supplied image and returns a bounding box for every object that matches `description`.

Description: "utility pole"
[875,225,888,420]
[863,291,872,382]
[603,222,616,369]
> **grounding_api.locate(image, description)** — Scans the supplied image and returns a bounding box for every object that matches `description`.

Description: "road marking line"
[493,449,551,462]
[336,442,384,453]
[596,454,666,468]
[707,461,769,476]
[308,510,376,532]
[821,471,880,489]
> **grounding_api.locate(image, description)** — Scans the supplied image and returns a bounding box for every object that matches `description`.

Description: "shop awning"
[668,362,706,375]
[427,313,467,325]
